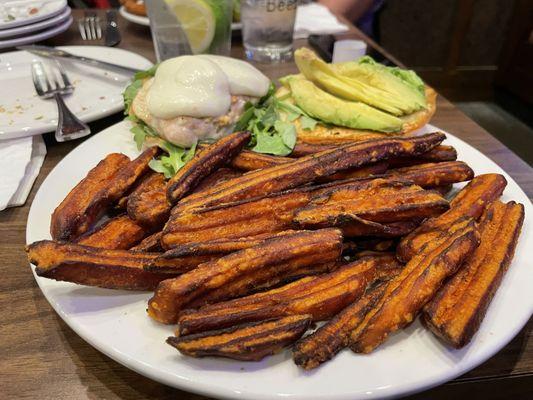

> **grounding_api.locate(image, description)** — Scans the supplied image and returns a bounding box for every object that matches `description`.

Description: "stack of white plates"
[0,0,72,49]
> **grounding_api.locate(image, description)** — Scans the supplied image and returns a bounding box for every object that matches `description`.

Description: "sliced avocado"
[334,57,426,109]
[286,76,403,132]
[294,48,424,116]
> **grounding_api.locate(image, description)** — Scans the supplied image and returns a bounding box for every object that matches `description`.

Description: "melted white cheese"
[198,55,271,98]
[147,56,231,119]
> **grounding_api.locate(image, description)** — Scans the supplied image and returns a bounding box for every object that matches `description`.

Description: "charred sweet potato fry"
[148,232,299,274]
[148,229,343,324]
[229,149,292,170]
[160,231,296,258]
[130,231,163,252]
[76,215,146,250]
[294,179,449,228]
[52,147,159,241]
[192,167,242,194]
[350,218,480,353]
[176,254,402,335]
[168,315,312,361]
[291,142,334,157]
[167,131,251,204]
[422,201,524,348]
[26,240,186,290]
[322,161,389,182]
[51,153,130,241]
[388,145,457,167]
[291,143,456,164]
[162,187,313,248]
[386,161,474,188]
[177,133,446,211]
[116,171,166,210]
[127,186,170,230]
[397,173,506,262]
[342,219,420,238]
[293,282,388,370]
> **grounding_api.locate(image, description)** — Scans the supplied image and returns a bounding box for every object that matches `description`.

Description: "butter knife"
[145,0,192,61]
[105,10,121,47]
[17,45,141,75]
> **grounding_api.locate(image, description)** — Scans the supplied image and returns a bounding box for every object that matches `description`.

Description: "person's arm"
[319,0,375,22]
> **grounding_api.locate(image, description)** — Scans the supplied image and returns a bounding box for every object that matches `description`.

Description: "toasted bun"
[295,86,437,145]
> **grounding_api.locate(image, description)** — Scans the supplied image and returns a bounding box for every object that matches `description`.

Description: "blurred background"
[71,0,533,165]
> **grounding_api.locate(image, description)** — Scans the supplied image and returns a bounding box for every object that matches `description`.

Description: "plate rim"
[0,14,72,49]
[0,5,71,39]
[0,0,67,30]
[26,121,533,400]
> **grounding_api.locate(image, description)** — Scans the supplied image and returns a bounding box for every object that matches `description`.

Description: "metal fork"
[31,61,91,142]
[78,11,102,41]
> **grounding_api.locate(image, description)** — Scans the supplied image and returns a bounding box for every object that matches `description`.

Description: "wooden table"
[1,9,531,400]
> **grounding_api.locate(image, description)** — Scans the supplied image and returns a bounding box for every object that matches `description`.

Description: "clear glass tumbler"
[241,0,298,62]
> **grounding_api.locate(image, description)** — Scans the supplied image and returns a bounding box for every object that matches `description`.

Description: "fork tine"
[95,16,102,39]
[78,18,87,40]
[31,61,46,96]
[54,60,73,91]
[42,63,54,92]
[89,17,97,40]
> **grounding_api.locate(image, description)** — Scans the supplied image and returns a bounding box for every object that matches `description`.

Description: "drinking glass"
[241,0,298,62]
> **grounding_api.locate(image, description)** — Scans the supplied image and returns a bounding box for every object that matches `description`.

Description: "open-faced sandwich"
[123,47,435,175]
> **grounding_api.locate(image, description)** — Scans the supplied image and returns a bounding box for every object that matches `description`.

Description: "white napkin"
[294,3,350,39]
[0,135,46,211]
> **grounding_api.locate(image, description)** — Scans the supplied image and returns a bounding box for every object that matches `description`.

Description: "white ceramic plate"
[0,0,66,30]
[0,14,71,49]
[119,6,242,30]
[0,6,70,39]
[26,122,533,400]
[0,46,152,141]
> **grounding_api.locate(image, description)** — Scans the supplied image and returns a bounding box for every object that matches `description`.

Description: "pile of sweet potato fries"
[26,131,525,368]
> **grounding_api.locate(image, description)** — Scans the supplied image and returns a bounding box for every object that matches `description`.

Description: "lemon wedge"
[165,0,216,54]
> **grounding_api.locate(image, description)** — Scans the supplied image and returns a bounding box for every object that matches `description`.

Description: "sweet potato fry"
[26,240,185,290]
[148,232,300,274]
[229,149,292,170]
[116,171,165,210]
[168,315,312,361]
[162,187,313,248]
[386,161,474,188]
[294,179,449,228]
[322,161,389,182]
[291,143,456,164]
[127,186,170,230]
[148,229,343,324]
[52,147,159,241]
[293,282,388,370]
[192,167,242,194]
[51,153,130,241]
[176,254,402,335]
[76,215,146,250]
[130,231,163,252]
[167,131,251,204]
[178,133,446,211]
[388,145,457,167]
[160,231,298,258]
[342,219,420,238]
[397,173,506,262]
[422,201,524,348]
[350,218,480,353]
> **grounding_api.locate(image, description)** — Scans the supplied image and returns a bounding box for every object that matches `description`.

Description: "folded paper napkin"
[294,3,350,39]
[0,136,46,211]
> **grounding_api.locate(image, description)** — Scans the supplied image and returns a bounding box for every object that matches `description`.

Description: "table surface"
[1,8,532,400]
